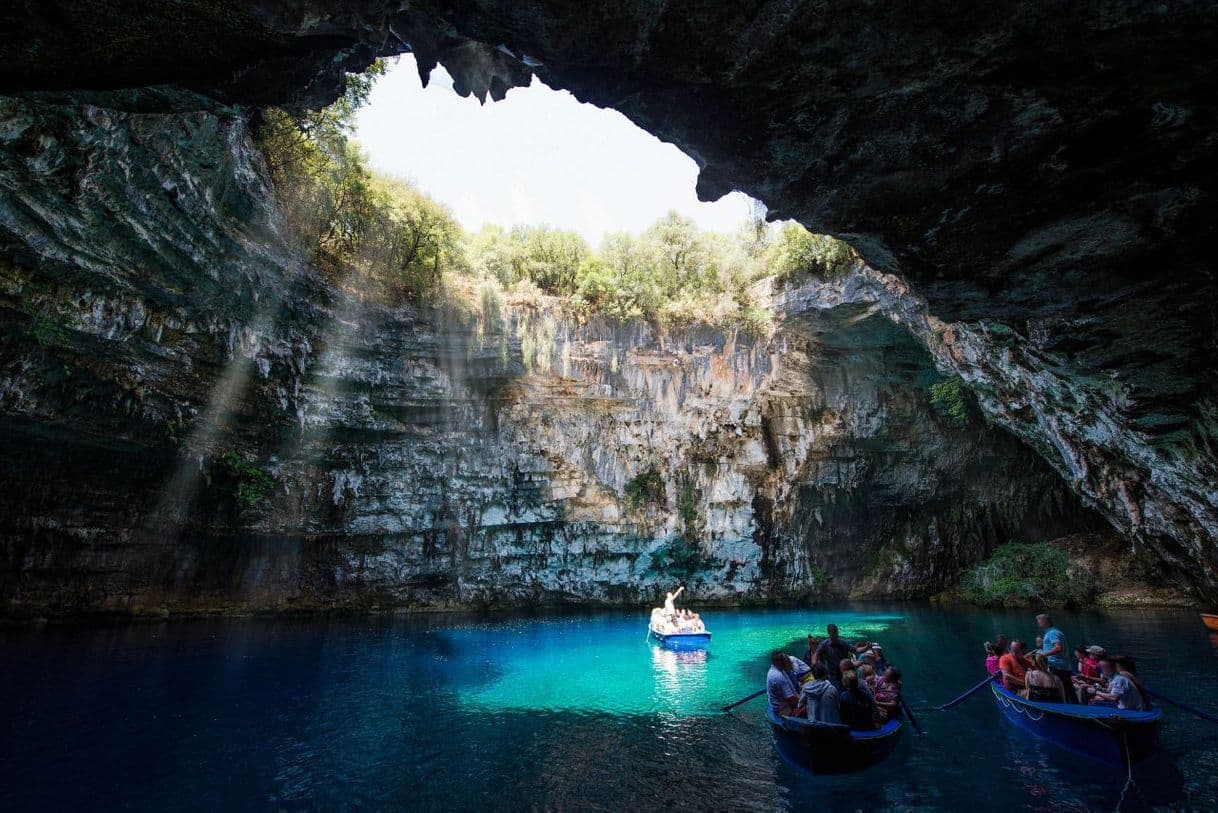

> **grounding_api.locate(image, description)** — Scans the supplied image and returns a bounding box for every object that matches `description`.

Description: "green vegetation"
[959,543,1096,608]
[220,450,276,510]
[624,468,666,510]
[929,376,970,427]
[28,309,70,348]
[647,538,719,579]
[675,475,703,543]
[255,64,859,330]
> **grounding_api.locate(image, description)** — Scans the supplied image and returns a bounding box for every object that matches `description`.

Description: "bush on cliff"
[958,543,1096,608]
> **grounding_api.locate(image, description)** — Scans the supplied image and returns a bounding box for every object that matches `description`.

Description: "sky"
[354,55,756,246]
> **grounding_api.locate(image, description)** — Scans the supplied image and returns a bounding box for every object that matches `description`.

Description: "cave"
[1,2,1217,808]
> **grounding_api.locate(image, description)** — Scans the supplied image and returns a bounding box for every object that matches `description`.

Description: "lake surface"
[3,605,1217,811]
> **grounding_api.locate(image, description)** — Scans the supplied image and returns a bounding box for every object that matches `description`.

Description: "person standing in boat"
[814,624,854,689]
[1037,613,1077,703]
[663,586,684,623]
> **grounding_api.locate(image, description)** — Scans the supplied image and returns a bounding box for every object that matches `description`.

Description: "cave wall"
[0,97,1098,616]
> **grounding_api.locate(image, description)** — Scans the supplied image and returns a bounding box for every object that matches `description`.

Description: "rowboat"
[648,623,711,649]
[991,682,1161,768]
[1201,613,1218,631]
[766,706,903,773]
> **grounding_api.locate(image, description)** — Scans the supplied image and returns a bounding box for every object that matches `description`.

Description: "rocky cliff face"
[5,0,1211,598]
[0,97,1099,615]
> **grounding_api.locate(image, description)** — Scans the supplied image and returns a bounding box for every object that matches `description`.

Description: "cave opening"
[4,3,1218,808]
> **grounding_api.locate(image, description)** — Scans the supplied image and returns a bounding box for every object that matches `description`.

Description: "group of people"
[767,624,903,731]
[651,586,706,634]
[986,613,1150,711]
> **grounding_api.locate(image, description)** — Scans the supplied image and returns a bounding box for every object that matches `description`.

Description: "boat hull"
[991,683,1161,768]
[766,706,902,774]
[1201,613,1218,631]
[648,628,711,649]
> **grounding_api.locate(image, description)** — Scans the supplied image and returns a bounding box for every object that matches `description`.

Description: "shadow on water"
[1,606,1217,810]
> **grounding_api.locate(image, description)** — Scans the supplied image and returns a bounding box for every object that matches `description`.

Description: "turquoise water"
[3,605,1218,810]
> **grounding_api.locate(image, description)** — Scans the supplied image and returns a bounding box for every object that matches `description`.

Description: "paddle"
[1146,688,1218,726]
[936,675,995,711]
[721,689,766,713]
[899,696,925,736]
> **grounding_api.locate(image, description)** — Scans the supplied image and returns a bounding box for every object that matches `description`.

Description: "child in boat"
[800,662,841,724]
[1023,654,1069,703]
[874,666,902,721]
[984,641,1001,676]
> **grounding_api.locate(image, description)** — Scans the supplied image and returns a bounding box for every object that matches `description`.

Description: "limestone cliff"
[0,97,1098,615]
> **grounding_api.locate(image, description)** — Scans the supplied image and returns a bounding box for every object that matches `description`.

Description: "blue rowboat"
[766,706,903,774]
[991,682,1161,767]
[648,625,711,649]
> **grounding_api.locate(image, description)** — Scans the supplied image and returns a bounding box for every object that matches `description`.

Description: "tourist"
[999,640,1032,691]
[838,671,877,731]
[875,666,902,721]
[1087,656,1146,711]
[994,633,1011,658]
[1082,645,1104,679]
[871,644,889,673]
[803,635,820,666]
[814,624,854,688]
[1023,653,1069,703]
[663,586,684,620]
[1037,613,1076,703]
[767,652,802,716]
[857,663,878,702]
[801,662,841,724]
[984,641,1001,676]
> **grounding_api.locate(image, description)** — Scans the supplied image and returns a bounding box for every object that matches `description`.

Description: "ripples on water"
[2,606,1217,810]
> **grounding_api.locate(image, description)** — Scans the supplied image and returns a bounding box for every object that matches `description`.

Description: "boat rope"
[1114,728,1135,812]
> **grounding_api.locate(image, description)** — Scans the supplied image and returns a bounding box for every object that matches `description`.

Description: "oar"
[936,675,995,711]
[721,689,766,713]
[1146,688,1218,725]
[899,696,925,736]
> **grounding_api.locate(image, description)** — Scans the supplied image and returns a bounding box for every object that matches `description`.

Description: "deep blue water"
[3,605,1218,811]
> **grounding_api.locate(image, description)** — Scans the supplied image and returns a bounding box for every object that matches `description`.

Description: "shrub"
[220,450,275,510]
[675,474,705,544]
[929,376,970,426]
[624,468,665,510]
[647,538,719,579]
[958,543,1095,608]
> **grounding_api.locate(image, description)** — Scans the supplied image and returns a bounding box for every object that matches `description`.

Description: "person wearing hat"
[1070,645,1106,702]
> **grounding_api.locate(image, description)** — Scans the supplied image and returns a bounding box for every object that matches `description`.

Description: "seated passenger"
[999,640,1033,691]
[874,666,902,720]
[801,662,841,724]
[871,644,889,674]
[984,641,1001,676]
[1023,654,1068,703]
[767,652,802,716]
[1088,656,1147,711]
[858,663,878,697]
[838,671,877,731]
